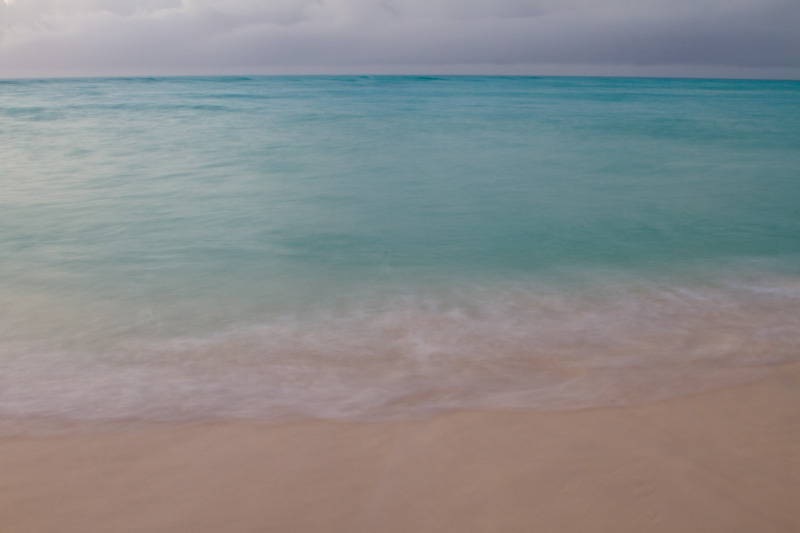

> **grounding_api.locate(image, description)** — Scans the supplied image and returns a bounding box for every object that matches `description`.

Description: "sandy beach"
[1,363,799,533]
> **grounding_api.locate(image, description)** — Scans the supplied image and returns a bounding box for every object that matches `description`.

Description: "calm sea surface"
[1,76,799,430]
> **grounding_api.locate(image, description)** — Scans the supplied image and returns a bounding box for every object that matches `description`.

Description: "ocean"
[1,75,799,431]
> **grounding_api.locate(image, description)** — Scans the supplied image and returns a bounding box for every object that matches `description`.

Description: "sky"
[0,0,799,79]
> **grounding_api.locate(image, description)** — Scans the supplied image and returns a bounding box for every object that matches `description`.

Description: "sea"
[1,75,799,432]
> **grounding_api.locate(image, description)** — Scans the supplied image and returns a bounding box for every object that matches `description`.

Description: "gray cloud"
[1,0,798,78]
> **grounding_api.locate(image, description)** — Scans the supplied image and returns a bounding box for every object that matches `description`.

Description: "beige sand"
[1,364,799,533]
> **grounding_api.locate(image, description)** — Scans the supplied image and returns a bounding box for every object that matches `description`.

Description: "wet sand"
[1,363,799,533]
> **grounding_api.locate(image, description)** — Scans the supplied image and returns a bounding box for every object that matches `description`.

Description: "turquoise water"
[1,76,799,429]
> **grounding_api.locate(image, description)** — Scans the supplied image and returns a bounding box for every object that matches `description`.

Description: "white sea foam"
[1,277,798,433]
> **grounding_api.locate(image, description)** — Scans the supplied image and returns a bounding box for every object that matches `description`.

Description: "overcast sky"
[1,0,798,79]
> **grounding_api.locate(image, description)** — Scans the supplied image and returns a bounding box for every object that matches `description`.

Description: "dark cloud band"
[1,0,798,78]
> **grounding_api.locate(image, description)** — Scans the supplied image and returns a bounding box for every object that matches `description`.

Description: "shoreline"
[1,363,799,532]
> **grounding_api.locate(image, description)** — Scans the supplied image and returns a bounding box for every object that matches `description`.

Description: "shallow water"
[1,76,799,429]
